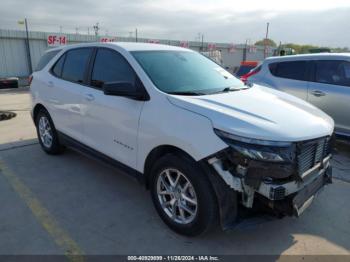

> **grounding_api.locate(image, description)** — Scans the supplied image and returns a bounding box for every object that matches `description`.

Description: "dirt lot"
[0,88,349,256]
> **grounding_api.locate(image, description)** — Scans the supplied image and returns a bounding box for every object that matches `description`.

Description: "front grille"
[269,186,286,200]
[297,136,331,176]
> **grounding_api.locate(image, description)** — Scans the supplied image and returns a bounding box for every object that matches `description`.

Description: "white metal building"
[0,29,274,78]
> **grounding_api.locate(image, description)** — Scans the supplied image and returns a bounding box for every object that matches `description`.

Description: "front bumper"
[206,149,332,229]
[257,159,332,216]
[257,155,331,201]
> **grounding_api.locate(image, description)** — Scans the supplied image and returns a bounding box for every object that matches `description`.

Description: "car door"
[46,48,94,140]
[268,60,309,100]
[308,59,350,135]
[81,48,145,169]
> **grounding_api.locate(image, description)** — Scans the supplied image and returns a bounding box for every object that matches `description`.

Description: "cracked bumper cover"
[257,158,332,216]
[203,147,332,229]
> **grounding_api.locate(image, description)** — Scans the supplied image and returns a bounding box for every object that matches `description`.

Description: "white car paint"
[169,85,334,142]
[30,42,334,175]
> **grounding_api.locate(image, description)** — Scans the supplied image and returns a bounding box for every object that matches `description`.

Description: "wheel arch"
[33,103,48,122]
[143,145,196,189]
[144,144,235,232]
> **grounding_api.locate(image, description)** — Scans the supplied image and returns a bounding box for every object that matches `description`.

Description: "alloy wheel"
[156,168,198,224]
[38,116,53,148]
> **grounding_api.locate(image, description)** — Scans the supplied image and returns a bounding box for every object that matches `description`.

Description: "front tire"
[150,154,219,236]
[35,109,64,154]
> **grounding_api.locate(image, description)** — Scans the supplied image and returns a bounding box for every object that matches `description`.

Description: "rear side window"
[52,54,65,77]
[314,60,350,87]
[91,48,136,89]
[61,48,93,84]
[35,50,60,71]
[269,61,307,81]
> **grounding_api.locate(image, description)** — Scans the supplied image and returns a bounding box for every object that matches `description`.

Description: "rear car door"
[308,59,350,135]
[47,48,93,140]
[268,60,309,100]
[81,48,145,168]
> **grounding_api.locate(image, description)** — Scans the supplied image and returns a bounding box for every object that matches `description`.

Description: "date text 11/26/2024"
[127,256,219,261]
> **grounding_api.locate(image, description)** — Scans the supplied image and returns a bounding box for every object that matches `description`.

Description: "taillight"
[28,75,33,86]
[240,66,261,83]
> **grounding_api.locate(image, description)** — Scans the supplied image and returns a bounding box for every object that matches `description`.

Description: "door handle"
[311,90,326,97]
[47,81,54,88]
[84,94,95,101]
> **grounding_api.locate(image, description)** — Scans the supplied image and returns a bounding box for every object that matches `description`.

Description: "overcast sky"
[1,0,350,47]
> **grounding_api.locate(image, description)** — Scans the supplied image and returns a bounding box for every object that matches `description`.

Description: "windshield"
[132,51,245,95]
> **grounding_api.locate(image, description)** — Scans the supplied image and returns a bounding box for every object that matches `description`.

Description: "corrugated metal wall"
[0,37,29,77]
[0,29,274,78]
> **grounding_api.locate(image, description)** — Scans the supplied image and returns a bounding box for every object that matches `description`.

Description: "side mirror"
[103,81,148,101]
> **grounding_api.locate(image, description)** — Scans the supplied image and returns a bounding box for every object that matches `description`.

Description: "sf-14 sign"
[47,35,67,47]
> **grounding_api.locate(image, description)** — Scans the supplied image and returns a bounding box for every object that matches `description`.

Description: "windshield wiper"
[168,91,205,96]
[211,86,250,94]
[222,87,238,92]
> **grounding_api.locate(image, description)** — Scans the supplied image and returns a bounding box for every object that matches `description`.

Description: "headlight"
[229,144,284,162]
[214,129,294,163]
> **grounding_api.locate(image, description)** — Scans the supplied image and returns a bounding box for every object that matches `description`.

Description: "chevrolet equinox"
[30,43,334,236]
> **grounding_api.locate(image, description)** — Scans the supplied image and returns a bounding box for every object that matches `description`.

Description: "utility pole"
[278,41,284,56]
[24,18,33,74]
[243,38,249,62]
[264,22,270,58]
[135,28,138,42]
[201,34,204,51]
[196,32,201,42]
[93,22,100,40]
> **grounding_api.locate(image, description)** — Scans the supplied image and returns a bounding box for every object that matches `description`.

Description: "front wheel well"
[33,103,47,122]
[143,145,195,189]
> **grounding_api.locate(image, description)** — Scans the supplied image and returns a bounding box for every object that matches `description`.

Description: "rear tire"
[150,154,219,236]
[35,109,64,155]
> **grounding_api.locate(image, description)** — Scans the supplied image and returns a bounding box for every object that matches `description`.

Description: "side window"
[269,61,307,81]
[35,50,60,72]
[91,48,136,89]
[52,54,65,77]
[315,60,350,87]
[61,48,93,84]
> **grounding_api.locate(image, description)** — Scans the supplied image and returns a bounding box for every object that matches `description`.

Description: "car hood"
[167,85,334,142]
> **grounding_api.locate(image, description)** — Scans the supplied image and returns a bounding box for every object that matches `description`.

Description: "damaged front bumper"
[256,156,332,217]
[205,146,333,229]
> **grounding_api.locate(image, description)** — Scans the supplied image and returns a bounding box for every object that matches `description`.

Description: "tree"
[281,43,349,54]
[254,38,277,47]
[283,43,319,54]
[332,47,350,53]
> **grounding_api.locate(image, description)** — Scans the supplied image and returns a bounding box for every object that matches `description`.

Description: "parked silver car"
[247,53,350,138]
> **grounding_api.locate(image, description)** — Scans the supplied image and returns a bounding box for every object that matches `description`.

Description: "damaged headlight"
[214,129,294,163]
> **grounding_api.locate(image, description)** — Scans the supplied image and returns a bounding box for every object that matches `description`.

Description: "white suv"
[31,43,334,236]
